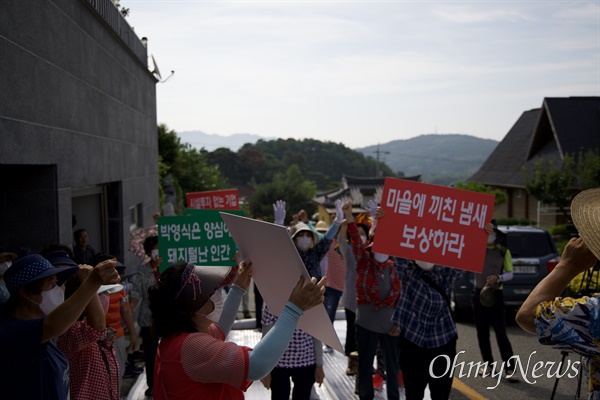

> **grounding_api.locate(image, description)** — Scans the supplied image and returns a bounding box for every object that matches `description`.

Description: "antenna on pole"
[373,144,390,177]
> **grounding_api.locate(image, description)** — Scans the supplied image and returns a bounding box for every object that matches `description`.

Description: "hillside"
[356,134,498,185]
[178,131,498,188]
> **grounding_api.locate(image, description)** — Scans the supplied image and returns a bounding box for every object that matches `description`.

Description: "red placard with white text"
[372,178,494,272]
[186,189,239,210]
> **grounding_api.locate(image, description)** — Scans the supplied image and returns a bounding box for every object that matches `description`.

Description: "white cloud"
[124,0,600,147]
[432,6,532,23]
[554,2,600,22]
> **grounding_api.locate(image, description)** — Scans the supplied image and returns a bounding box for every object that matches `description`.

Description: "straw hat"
[315,220,329,233]
[571,188,600,260]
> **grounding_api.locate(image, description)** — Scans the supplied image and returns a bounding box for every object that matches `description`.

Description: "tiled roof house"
[313,174,420,221]
[468,96,600,226]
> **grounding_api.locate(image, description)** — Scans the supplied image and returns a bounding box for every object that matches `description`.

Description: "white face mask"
[373,253,389,263]
[487,232,497,244]
[296,236,312,251]
[360,235,367,244]
[198,290,223,323]
[39,285,65,315]
[0,260,11,275]
[415,260,435,271]
[151,249,159,261]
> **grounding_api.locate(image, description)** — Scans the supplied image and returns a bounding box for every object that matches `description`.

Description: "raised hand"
[560,237,598,276]
[366,200,378,219]
[234,261,253,290]
[334,199,344,224]
[273,200,286,225]
[90,259,121,286]
[288,275,326,311]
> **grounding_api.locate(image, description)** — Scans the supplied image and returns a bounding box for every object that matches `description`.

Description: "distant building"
[0,0,159,271]
[468,97,600,226]
[313,174,420,222]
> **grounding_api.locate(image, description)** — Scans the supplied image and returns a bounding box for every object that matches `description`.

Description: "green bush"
[550,224,577,236]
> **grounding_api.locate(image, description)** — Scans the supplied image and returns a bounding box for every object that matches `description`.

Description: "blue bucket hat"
[45,251,78,268]
[4,254,79,296]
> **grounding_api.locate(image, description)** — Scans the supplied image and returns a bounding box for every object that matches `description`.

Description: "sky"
[123,0,600,149]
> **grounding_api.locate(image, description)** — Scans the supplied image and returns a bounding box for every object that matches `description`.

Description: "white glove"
[334,199,344,224]
[366,200,378,219]
[273,200,286,225]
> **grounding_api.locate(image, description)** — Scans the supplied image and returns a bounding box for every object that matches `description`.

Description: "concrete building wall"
[0,0,158,270]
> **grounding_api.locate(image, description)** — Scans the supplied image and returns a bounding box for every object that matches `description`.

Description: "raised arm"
[43,260,119,343]
[516,237,597,334]
[218,262,252,336]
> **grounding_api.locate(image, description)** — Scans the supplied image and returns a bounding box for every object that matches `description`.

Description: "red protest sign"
[372,178,495,272]
[186,189,240,210]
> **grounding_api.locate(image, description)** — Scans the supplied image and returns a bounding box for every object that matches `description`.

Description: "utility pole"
[373,144,390,177]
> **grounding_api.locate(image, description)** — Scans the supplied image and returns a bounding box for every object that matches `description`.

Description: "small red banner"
[186,189,240,210]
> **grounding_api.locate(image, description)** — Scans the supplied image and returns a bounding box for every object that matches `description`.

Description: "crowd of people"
[0,187,599,400]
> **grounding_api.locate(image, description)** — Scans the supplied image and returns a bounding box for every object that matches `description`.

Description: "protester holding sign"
[343,201,401,400]
[149,261,326,400]
[260,200,343,399]
[392,256,462,400]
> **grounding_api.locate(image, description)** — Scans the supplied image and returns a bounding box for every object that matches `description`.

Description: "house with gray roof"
[468,96,600,226]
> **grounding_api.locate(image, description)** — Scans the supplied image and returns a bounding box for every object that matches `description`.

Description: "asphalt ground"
[127,308,585,400]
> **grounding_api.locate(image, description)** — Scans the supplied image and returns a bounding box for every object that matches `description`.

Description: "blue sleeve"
[247,302,303,380]
[324,222,341,240]
[307,221,324,240]
[217,285,245,337]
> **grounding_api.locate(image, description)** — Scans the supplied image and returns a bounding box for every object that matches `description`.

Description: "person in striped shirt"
[150,261,326,400]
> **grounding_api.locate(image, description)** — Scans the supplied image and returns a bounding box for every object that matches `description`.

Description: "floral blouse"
[535,296,600,399]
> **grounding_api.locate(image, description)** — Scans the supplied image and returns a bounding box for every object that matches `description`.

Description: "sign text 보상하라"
[373,178,495,273]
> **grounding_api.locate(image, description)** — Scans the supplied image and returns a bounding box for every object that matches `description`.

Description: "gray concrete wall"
[0,0,158,266]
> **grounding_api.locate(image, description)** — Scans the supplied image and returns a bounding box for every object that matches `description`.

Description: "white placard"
[220,213,344,353]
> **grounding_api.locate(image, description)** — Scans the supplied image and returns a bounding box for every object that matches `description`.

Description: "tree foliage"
[454,181,507,206]
[209,138,397,191]
[577,148,600,190]
[523,154,575,218]
[247,165,317,223]
[158,124,224,213]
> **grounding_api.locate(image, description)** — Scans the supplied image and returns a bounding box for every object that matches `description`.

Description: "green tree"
[577,148,600,190]
[523,154,575,219]
[158,124,225,213]
[248,164,316,222]
[454,181,507,206]
[205,147,244,186]
[176,143,223,195]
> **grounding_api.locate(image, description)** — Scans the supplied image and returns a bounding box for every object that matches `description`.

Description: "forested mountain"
[356,134,498,185]
[204,138,397,190]
[200,134,497,189]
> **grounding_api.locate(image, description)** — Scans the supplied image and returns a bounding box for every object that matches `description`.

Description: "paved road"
[129,309,585,400]
[451,310,584,400]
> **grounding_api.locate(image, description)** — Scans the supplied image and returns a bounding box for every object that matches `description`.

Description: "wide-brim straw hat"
[571,188,600,260]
